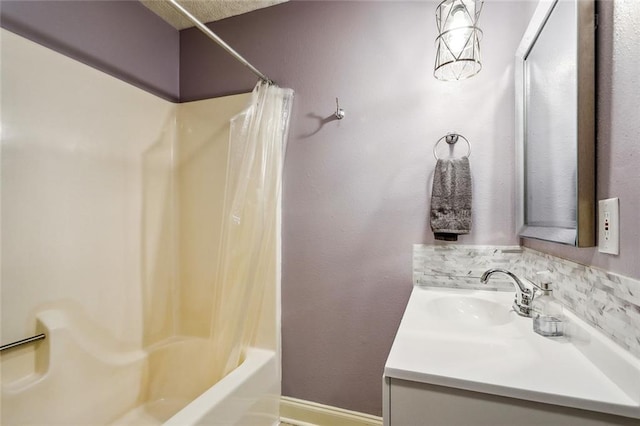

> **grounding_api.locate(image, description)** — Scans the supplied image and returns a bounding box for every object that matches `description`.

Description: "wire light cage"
[434,0,484,81]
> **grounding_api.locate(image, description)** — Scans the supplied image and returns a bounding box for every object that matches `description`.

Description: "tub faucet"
[480,268,533,317]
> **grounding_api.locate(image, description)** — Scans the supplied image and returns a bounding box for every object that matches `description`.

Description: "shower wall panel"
[175,94,251,338]
[174,92,280,352]
[1,28,176,375]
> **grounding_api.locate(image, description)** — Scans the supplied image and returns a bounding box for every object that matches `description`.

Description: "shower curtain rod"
[167,0,273,84]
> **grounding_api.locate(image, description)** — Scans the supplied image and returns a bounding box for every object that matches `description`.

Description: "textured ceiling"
[142,0,289,30]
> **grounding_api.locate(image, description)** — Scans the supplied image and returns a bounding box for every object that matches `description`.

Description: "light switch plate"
[598,198,619,255]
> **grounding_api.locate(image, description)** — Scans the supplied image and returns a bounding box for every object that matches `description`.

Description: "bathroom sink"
[424,295,513,326]
[385,286,640,420]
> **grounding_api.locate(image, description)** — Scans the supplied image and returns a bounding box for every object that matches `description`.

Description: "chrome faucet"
[480,268,533,317]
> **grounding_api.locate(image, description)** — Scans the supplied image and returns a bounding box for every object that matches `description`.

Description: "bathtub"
[164,347,279,426]
[110,346,279,426]
[1,309,280,425]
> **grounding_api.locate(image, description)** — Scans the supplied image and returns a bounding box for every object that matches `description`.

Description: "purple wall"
[180,0,534,415]
[1,0,179,101]
[523,0,640,281]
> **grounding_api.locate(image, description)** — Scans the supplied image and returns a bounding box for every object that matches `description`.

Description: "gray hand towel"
[430,157,472,241]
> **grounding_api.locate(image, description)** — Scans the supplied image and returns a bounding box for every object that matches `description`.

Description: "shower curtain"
[212,81,293,377]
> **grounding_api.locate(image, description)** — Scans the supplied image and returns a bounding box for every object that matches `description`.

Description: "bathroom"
[1,0,639,425]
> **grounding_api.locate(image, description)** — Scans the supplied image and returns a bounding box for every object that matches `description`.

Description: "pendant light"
[434,0,484,81]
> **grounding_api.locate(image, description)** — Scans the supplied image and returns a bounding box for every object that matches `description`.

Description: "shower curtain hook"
[335,97,345,120]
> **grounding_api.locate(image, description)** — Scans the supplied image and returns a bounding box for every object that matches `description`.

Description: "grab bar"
[0,333,46,352]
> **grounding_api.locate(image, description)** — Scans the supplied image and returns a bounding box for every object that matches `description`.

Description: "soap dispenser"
[531,271,564,337]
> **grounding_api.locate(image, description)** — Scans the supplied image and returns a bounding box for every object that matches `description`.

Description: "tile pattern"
[413,244,640,359]
[413,245,525,291]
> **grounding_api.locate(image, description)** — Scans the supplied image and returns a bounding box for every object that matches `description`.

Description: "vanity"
[382,0,640,421]
[382,286,640,425]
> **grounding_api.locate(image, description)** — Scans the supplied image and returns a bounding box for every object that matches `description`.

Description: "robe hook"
[335,97,345,120]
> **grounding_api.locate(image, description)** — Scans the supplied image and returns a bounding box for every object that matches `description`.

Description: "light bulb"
[446,7,471,54]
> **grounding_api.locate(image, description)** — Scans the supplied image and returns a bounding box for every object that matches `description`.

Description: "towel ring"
[433,133,471,160]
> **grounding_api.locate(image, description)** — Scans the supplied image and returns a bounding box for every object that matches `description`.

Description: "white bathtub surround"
[413,245,640,358]
[0,29,175,355]
[2,29,281,425]
[1,308,279,425]
[384,287,640,424]
[280,397,382,426]
[2,310,148,425]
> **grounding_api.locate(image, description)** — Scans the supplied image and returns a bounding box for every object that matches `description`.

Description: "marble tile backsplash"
[413,244,640,359]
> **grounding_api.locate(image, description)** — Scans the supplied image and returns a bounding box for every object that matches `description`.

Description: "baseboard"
[280,396,382,426]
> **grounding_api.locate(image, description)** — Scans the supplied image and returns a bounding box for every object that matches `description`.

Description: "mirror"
[515,0,595,247]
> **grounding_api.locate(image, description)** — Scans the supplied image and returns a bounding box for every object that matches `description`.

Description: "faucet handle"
[531,281,551,292]
[530,270,553,292]
[519,277,536,308]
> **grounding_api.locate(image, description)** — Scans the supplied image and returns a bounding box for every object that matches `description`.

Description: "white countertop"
[384,287,640,419]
